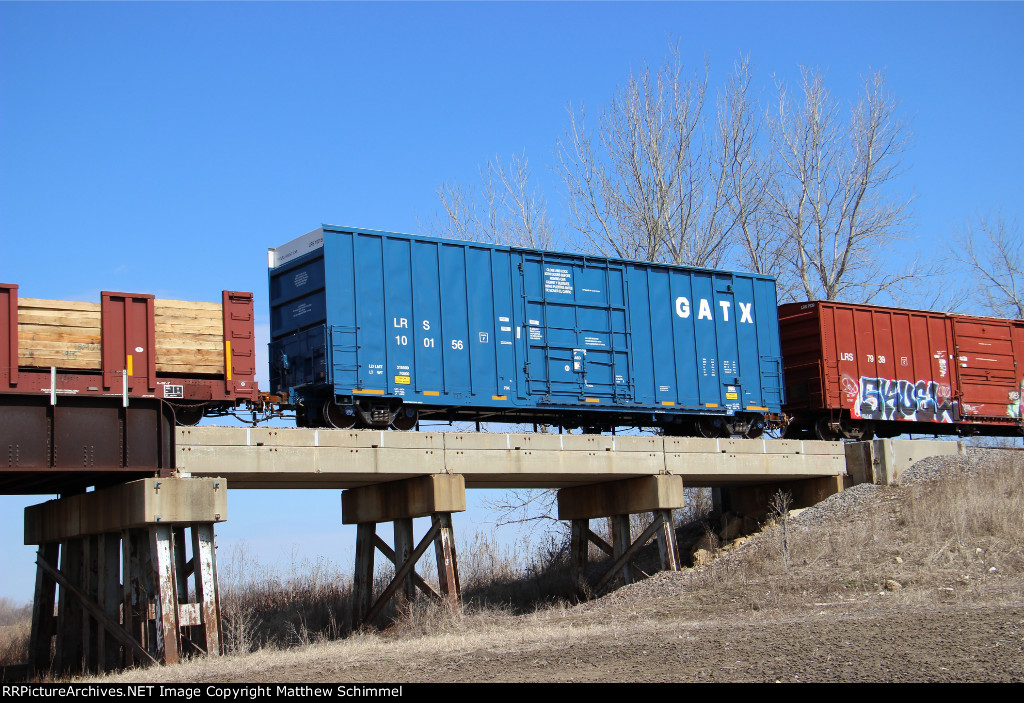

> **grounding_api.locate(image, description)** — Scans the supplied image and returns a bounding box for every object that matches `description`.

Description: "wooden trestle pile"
[24,478,225,673]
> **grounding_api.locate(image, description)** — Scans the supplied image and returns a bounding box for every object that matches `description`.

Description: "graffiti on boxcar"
[1009,379,1023,418]
[853,376,958,423]
[841,374,860,404]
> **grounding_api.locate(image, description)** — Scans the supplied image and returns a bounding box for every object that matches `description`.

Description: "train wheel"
[842,421,875,441]
[697,417,724,438]
[814,417,842,441]
[323,400,357,429]
[172,405,205,427]
[744,417,765,439]
[391,407,418,431]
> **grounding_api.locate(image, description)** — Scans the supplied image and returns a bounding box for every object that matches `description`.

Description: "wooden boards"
[17,297,226,375]
[154,300,224,375]
[17,298,102,370]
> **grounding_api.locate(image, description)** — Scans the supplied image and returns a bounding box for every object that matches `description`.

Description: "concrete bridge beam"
[175,428,848,489]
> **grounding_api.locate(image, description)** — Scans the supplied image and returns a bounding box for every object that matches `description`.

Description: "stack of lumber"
[17,298,102,370]
[153,300,224,375]
[16,297,225,375]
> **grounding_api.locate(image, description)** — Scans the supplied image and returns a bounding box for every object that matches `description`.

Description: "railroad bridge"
[2,422,964,675]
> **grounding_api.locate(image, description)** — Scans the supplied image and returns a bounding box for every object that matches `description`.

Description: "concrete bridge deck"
[175,427,847,489]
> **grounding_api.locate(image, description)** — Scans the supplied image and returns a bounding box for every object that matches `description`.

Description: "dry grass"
[457,530,575,611]
[215,527,580,653]
[218,545,353,653]
[688,450,1024,611]
[0,598,31,667]
[896,457,1024,593]
[99,602,628,684]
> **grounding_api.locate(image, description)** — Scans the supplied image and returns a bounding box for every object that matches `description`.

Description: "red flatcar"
[1,283,257,425]
[779,301,1024,440]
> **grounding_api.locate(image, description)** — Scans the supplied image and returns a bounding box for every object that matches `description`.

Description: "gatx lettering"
[674,297,753,323]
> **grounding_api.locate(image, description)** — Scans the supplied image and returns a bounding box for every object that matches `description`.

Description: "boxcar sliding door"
[515,252,633,407]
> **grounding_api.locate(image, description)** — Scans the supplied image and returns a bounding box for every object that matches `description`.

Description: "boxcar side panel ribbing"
[269,225,785,430]
[780,299,1023,438]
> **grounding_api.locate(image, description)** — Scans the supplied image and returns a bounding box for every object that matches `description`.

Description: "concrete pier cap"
[341,474,466,525]
[24,477,227,545]
[557,475,685,520]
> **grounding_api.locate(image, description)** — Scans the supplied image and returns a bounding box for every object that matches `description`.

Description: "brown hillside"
[68,447,1024,683]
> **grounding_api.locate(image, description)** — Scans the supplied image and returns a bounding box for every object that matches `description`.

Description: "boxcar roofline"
[779,299,1023,323]
[270,224,782,283]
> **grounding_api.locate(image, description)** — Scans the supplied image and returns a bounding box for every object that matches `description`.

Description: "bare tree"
[951,211,1023,318]
[714,56,800,298]
[554,49,735,267]
[482,488,561,530]
[765,67,916,303]
[430,152,556,250]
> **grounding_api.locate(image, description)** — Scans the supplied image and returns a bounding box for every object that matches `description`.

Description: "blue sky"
[1,2,1022,600]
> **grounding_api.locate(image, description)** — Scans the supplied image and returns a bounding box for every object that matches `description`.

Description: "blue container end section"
[268,225,784,435]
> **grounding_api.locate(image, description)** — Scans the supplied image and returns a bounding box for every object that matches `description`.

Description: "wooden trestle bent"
[342,475,465,627]
[23,478,226,674]
[558,475,685,596]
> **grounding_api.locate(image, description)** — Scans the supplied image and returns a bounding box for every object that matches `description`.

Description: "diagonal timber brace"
[373,534,441,599]
[593,511,677,594]
[35,555,157,665]
[559,476,684,597]
[343,475,466,628]
[352,514,462,627]
[24,478,226,674]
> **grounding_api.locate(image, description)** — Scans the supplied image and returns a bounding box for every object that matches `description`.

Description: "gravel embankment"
[579,445,1023,609]
[792,446,1022,529]
[897,446,1021,483]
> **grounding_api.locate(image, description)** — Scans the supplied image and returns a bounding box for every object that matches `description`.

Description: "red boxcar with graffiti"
[779,301,1024,440]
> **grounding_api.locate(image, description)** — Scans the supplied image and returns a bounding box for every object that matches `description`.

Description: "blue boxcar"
[268,225,784,436]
